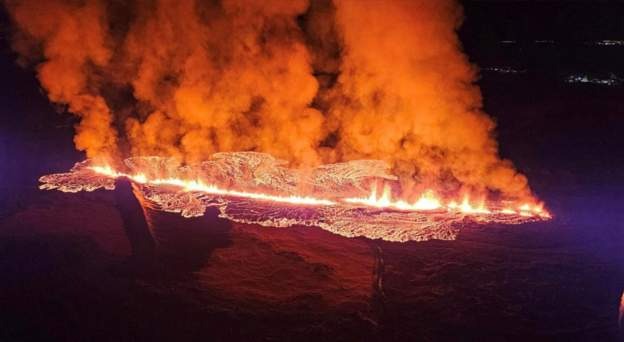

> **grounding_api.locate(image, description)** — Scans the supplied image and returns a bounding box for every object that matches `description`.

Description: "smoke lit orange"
[9,0,540,205]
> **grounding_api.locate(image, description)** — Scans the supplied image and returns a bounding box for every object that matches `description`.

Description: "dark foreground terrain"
[0,180,622,341]
[1,2,624,341]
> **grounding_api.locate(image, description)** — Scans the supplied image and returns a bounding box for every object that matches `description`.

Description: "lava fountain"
[40,152,549,242]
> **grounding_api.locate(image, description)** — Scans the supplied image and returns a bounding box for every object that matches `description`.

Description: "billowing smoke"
[5,0,533,201]
[6,0,118,160]
[325,0,530,200]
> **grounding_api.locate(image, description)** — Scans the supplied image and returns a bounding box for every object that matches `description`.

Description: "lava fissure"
[39,153,549,242]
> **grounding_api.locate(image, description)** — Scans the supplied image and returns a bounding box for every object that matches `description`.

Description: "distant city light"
[587,40,624,46]
[565,73,622,86]
[482,66,526,74]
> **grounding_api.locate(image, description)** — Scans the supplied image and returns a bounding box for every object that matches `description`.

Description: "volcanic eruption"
[6,0,550,242]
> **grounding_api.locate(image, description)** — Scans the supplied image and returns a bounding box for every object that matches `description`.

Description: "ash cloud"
[5,0,533,201]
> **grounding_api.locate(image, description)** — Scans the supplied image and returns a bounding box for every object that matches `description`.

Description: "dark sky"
[459,1,624,77]
[461,1,624,42]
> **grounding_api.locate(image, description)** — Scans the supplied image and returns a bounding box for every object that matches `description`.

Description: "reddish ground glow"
[39,153,550,242]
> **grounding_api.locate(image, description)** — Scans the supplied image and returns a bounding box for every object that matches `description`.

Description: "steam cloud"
[5,0,533,201]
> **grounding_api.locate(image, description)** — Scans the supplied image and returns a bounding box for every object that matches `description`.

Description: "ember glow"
[40,153,550,242]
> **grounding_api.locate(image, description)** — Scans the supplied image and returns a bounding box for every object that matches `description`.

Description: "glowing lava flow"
[89,166,337,206]
[344,183,548,218]
[38,154,552,242]
[88,165,549,219]
[345,185,442,211]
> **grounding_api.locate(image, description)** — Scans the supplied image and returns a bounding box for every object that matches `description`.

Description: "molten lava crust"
[40,153,549,242]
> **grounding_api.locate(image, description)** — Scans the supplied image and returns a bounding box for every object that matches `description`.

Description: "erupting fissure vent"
[40,152,549,242]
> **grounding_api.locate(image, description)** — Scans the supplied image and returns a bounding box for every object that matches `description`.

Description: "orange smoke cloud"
[6,0,117,163]
[5,0,534,201]
[121,0,326,165]
[326,0,530,200]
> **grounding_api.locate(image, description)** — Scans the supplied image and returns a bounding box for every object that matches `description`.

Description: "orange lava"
[88,165,550,219]
[89,166,337,206]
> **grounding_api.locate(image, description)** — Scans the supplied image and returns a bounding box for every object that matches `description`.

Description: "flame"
[453,196,491,214]
[344,185,443,211]
[518,203,550,218]
[87,165,550,218]
[344,184,549,218]
[412,190,443,210]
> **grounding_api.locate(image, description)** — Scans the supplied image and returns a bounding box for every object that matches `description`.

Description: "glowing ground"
[39,153,547,242]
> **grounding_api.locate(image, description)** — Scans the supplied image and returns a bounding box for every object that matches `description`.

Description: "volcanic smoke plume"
[6,0,533,202]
